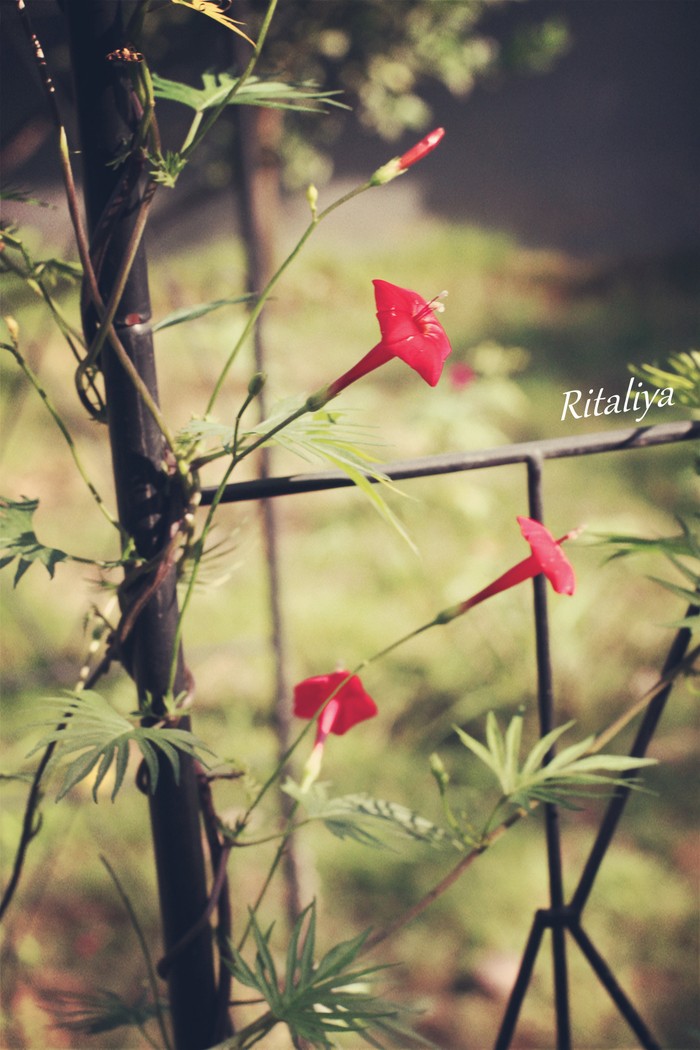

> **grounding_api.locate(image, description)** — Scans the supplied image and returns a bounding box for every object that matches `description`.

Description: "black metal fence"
[203,418,699,1050]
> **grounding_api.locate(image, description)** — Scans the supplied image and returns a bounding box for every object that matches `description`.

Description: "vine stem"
[205,180,375,414]
[1,335,120,531]
[167,396,311,693]
[100,854,174,1050]
[16,0,175,451]
[180,0,280,157]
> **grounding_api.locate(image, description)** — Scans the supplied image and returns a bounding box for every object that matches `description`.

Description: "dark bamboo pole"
[61,3,221,1046]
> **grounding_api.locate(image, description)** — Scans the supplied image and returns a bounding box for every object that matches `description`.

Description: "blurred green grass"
[1,213,698,1049]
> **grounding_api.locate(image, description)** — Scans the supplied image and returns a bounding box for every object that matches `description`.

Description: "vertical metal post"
[61,3,221,1046]
[526,454,571,1049]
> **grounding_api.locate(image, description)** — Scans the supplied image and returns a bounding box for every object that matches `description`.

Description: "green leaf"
[648,576,700,606]
[28,692,214,802]
[519,721,577,777]
[181,405,417,549]
[454,712,658,813]
[284,781,449,850]
[152,294,255,333]
[502,707,524,794]
[152,71,348,115]
[453,724,501,776]
[0,495,70,584]
[225,902,433,1050]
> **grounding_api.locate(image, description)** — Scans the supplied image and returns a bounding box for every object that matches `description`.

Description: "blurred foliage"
[631,350,700,410]
[139,0,570,187]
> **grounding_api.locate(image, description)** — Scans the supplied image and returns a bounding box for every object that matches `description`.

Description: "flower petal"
[293,671,378,735]
[517,516,576,595]
[372,279,452,386]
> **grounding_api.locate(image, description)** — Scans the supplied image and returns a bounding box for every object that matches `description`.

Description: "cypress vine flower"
[293,672,378,788]
[437,517,577,625]
[312,280,452,406]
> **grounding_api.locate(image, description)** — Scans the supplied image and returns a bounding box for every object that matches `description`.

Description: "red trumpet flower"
[323,279,452,400]
[293,671,378,787]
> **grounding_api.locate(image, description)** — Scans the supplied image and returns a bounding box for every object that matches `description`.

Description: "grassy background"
[1,200,698,1049]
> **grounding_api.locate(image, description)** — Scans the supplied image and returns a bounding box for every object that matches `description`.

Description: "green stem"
[17,2,174,451]
[181,0,280,159]
[100,854,174,1050]
[236,801,300,953]
[205,180,373,415]
[76,178,179,453]
[3,245,86,359]
[2,338,120,532]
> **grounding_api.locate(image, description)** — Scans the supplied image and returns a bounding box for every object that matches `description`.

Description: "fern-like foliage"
[28,691,213,802]
[283,780,450,851]
[224,902,433,1049]
[630,350,700,409]
[180,405,415,547]
[454,710,657,810]
[152,71,348,115]
[600,516,700,632]
[48,987,163,1036]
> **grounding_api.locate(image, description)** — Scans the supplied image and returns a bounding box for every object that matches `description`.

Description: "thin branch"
[100,854,173,1050]
[16,0,175,449]
[1,335,120,531]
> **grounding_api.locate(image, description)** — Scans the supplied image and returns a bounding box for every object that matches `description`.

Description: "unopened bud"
[247,371,266,397]
[306,183,318,217]
[369,127,445,186]
[398,127,445,171]
[3,315,19,343]
[430,752,450,792]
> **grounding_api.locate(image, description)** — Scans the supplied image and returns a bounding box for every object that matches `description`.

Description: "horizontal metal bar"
[200,420,699,505]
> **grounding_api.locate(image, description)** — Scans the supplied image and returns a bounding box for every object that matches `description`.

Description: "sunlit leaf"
[152,71,348,114]
[454,711,657,813]
[168,0,254,44]
[630,350,700,408]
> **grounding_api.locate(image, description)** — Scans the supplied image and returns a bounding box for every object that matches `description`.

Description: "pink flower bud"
[398,127,446,170]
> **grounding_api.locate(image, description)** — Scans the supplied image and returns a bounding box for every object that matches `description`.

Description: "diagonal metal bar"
[494,910,548,1050]
[526,454,571,1049]
[570,605,699,914]
[568,922,662,1049]
[200,421,699,505]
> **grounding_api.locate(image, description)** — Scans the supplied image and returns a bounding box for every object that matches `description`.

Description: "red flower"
[293,671,378,788]
[454,517,576,616]
[324,280,452,399]
[294,671,378,738]
[398,127,446,170]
